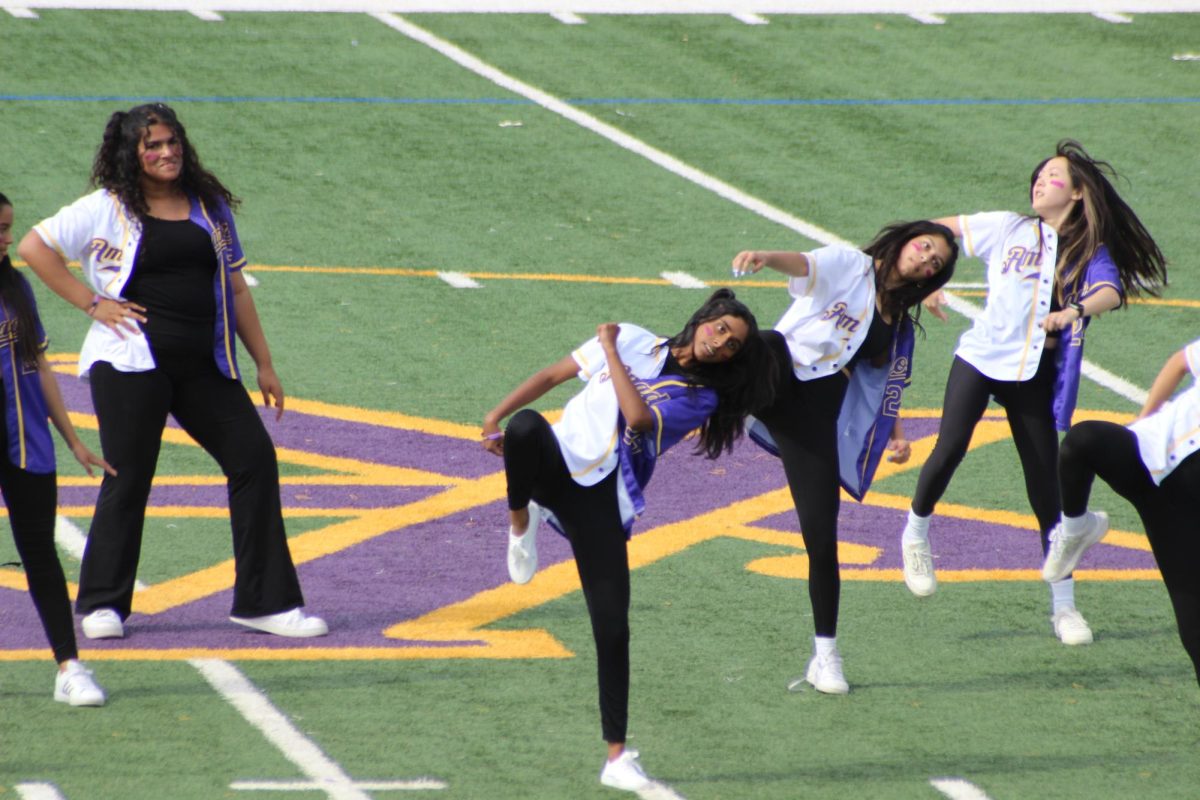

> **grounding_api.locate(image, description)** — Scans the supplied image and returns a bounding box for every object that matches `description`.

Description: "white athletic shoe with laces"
[902,540,937,597]
[230,607,329,638]
[1052,607,1094,646]
[788,652,850,694]
[506,502,541,585]
[600,748,651,792]
[1043,511,1109,583]
[81,608,124,639]
[54,660,106,707]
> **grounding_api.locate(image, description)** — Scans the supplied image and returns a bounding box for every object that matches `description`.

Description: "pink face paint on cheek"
[1049,179,1066,189]
[144,150,161,164]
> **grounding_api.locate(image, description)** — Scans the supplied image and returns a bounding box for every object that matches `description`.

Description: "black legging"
[1060,420,1200,686]
[913,349,1061,548]
[0,392,77,664]
[754,331,849,638]
[504,408,631,743]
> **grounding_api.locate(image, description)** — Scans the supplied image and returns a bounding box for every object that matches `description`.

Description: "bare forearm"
[602,345,652,431]
[1139,350,1189,418]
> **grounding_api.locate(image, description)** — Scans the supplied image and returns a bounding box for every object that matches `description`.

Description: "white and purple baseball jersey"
[1129,338,1200,485]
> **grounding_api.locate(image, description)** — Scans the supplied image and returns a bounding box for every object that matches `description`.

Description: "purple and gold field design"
[0,366,1161,663]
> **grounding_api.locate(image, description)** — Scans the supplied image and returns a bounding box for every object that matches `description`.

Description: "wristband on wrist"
[1068,301,1085,317]
[86,294,100,317]
[482,431,503,441]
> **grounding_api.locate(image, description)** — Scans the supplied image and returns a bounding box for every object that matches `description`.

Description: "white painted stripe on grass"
[4,6,38,17]
[1093,11,1133,21]
[551,9,585,22]
[375,10,1150,409]
[661,270,709,288]
[371,12,855,252]
[437,270,482,288]
[193,659,450,799]
[15,785,66,800]
[731,11,769,24]
[189,7,222,19]
[931,777,994,800]
[13,2,1200,13]
[909,11,945,23]
[230,779,447,791]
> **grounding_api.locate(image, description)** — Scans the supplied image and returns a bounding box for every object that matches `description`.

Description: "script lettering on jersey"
[1000,246,1043,275]
[0,318,37,373]
[821,301,861,333]
[86,237,123,266]
[621,373,676,455]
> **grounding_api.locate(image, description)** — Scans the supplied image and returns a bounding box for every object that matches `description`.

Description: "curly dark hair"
[863,220,959,329]
[0,193,45,367]
[1028,139,1167,305]
[90,102,238,220]
[658,288,778,459]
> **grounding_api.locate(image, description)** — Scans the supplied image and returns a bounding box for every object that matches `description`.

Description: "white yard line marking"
[1093,11,1133,22]
[244,270,260,286]
[230,780,448,792]
[437,270,482,288]
[372,12,853,252]
[189,7,222,19]
[550,10,585,23]
[909,12,945,23]
[3,6,38,17]
[660,270,709,288]
[376,11,1150,408]
[731,11,769,24]
[192,659,447,798]
[15,785,66,800]
[931,777,994,800]
[55,515,148,590]
[10,2,1200,13]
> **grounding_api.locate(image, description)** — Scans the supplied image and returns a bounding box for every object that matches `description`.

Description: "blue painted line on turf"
[1,94,1198,107]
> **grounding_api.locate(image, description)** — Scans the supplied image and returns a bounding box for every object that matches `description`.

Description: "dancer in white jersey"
[733,220,958,693]
[1043,338,1200,687]
[901,140,1167,647]
[482,289,774,792]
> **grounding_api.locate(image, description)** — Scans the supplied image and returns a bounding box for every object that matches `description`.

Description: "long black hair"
[1029,139,1167,305]
[0,192,44,367]
[658,288,777,459]
[90,102,239,220]
[864,220,959,328]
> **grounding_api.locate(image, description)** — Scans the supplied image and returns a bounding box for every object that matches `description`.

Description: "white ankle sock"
[814,636,838,658]
[1062,513,1088,537]
[902,509,931,546]
[1050,578,1076,614]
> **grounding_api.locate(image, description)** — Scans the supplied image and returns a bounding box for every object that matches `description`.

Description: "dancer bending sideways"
[732,219,958,694]
[0,192,112,705]
[901,140,1166,647]
[1044,338,1200,687]
[481,289,774,792]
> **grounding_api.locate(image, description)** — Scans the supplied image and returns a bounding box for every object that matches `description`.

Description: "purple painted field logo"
[0,376,1158,661]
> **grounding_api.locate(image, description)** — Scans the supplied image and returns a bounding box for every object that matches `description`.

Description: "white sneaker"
[1052,607,1094,646]
[54,660,106,707]
[230,607,328,638]
[507,502,540,585]
[600,749,651,792]
[1043,511,1109,583]
[81,608,124,639]
[902,540,937,597]
[789,652,850,694]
